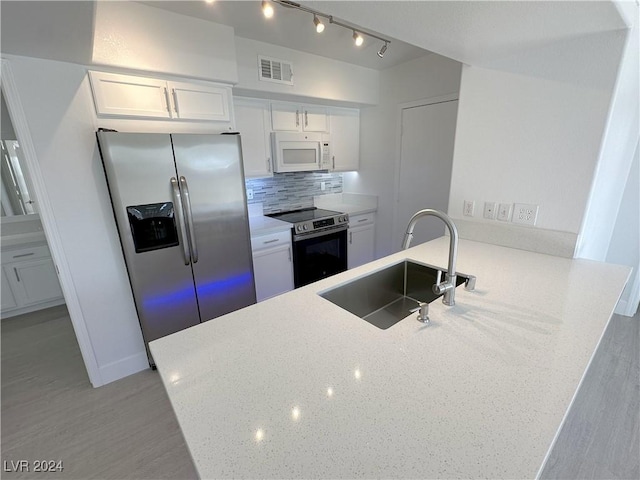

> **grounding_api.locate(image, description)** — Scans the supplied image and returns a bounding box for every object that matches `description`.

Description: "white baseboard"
[2,298,65,319]
[98,351,149,386]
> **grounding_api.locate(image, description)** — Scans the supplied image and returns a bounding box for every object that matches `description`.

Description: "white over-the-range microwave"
[271,132,331,172]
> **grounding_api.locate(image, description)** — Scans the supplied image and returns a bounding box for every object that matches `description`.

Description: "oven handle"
[293,225,347,242]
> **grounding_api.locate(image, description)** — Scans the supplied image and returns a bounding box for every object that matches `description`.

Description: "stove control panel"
[294,214,348,234]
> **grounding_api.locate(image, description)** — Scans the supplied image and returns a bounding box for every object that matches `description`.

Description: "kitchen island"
[150,237,630,479]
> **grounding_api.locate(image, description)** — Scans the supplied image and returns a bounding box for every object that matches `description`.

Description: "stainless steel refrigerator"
[97,132,256,366]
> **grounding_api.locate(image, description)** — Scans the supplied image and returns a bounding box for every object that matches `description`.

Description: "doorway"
[393,98,459,250]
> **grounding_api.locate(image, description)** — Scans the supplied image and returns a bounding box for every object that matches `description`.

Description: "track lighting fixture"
[262,0,391,58]
[353,30,364,47]
[262,0,274,19]
[377,42,388,58]
[313,15,325,33]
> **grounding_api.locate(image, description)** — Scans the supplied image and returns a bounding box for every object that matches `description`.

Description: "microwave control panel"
[321,142,331,169]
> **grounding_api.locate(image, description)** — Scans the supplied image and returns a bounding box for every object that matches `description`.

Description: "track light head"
[353,30,364,47]
[377,42,388,58]
[313,15,325,33]
[262,0,274,18]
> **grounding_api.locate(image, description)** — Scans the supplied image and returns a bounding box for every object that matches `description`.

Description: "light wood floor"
[2,305,638,479]
[1,305,197,480]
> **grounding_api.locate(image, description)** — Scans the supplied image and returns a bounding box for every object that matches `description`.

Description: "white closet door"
[394,100,458,250]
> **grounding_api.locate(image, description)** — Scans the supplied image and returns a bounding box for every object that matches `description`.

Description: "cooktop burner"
[267,208,349,235]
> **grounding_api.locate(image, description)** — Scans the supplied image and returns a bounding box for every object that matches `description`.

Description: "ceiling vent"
[258,55,294,85]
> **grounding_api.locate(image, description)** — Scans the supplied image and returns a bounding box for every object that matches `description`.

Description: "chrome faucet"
[402,209,460,306]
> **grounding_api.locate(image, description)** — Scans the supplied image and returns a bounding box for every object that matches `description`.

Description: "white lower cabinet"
[251,230,294,302]
[347,213,376,269]
[1,269,18,311]
[1,244,65,318]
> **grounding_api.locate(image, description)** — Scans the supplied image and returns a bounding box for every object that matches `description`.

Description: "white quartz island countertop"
[150,237,630,479]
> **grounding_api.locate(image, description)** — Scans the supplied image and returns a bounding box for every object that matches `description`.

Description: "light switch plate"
[463,200,475,217]
[512,203,538,226]
[483,202,497,220]
[497,203,512,222]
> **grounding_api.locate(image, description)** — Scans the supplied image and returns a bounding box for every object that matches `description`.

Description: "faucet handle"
[409,302,430,324]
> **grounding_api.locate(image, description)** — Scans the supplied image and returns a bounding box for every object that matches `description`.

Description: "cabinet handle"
[172,89,179,114]
[349,232,353,244]
[13,253,34,259]
[332,155,335,170]
[14,268,20,282]
[288,247,292,261]
[266,158,272,173]
[295,110,300,127]
[357,218,368,223]
[305,111,308,127]
[263,239,279,245]
[163,88,171,114]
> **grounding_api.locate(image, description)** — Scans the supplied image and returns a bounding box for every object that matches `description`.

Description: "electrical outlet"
[246,188,254,200]
[497,203,512,222]
[512,203,538,226]
[463,200,475,217]
[321,181,326,191]
[483,202,497,220]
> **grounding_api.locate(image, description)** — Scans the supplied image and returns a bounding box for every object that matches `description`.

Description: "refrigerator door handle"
[179,176,198,264]
[171,177,191,265]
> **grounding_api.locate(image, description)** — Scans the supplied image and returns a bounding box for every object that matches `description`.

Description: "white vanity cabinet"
[234,97,273,178]
[89,71,233,124]
[347,213,376,269]
[1,243,64,318]
[271,102,328,133]
[328,107,360,171]
[251,230,294,302]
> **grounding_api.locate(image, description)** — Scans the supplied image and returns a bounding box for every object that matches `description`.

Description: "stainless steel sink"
[319,260,470,329]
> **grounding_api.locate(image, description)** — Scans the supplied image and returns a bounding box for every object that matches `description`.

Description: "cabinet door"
[89,71,171,119]
[271,102,301,131]
[168,81,232,122]
[1,268,18,311]
[330,107,360,171]
[9,258,64,306]
[252,244,294,302]
[234,98,272,178]
[302,106,328,132]
[348,223,375,269]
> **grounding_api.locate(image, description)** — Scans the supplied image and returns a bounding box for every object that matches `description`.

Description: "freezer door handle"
[171,177,191,265]
[180,176,198,264]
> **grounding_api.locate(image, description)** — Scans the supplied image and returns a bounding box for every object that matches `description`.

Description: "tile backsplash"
[245,172,343,213]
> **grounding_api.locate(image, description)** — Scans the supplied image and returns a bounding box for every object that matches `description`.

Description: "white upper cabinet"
[329,107,360,171]
[89,71,233,124]
[167,81,231,122]
[234,97,272,178]
[89,71,171,119]
[271,102,328,132]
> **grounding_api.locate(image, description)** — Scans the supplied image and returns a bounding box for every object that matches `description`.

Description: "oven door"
[292,227,348,287]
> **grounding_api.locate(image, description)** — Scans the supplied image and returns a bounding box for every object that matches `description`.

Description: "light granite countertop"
[314,192,378,217]
[150,237,630,479]
[248,214,291,237]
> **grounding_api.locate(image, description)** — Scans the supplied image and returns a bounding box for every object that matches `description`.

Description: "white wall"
[576,15,639,262]
[606,143,639,316]
[344,53,462,257]
[4,54,149,384]
[92,1,238,84]
[233,37,379,106]
[448,28,627,237]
